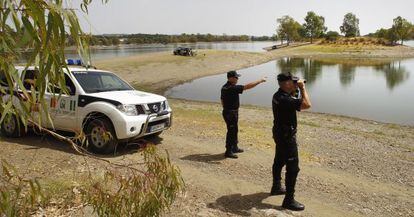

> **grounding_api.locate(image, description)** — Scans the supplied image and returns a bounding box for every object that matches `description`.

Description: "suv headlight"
[116,104,138,116]
[162,100,170,110]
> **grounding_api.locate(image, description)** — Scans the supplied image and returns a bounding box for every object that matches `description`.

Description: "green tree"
[370,27,399,45]
[340,13,360,37]
[111,38,120,45]
[392,16,413,45]
[386,27,399,45]
[374,28,389,38]
[277,16,302,45]
[303,11,327,43]
[101,37,111,46]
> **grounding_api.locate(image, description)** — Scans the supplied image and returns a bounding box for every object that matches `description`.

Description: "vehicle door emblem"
[152,104,159,112]
[60,99,66,109]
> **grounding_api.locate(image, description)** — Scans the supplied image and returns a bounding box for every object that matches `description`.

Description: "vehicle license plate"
[150,123,165,132]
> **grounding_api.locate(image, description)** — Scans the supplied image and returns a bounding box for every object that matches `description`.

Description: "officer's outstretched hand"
[245,77,267,90]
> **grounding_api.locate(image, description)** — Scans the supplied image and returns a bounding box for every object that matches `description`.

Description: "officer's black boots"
[224,152,238,159]
[270,181,286,195]
[282,195,305,211]
[233,148,244,153]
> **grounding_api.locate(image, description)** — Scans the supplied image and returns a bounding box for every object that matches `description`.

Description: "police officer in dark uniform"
[270,72,311,211]
[221,71,266,158]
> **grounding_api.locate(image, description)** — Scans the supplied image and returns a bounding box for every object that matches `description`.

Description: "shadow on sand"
[0,129,164,157]
[207,192,283,216]
[180,153,226,164]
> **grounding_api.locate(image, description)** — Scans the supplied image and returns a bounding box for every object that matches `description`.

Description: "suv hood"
[86,90,166,105]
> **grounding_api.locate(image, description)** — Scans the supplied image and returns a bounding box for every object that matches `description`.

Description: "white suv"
[0,65,172,154]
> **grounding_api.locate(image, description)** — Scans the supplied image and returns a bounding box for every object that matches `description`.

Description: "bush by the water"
[324,31,340,41]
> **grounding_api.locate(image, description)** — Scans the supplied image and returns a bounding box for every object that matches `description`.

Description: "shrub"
[0,161,48,216]
[325,31,340,41]
[83,145,184,217]
[1,145,184,217]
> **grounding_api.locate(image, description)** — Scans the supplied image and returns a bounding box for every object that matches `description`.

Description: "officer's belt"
[223,109,239,112]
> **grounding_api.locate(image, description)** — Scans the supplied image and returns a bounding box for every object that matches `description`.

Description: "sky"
[71,0,414,36]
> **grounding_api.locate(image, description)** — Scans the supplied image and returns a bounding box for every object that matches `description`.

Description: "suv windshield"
[72,71,133,93]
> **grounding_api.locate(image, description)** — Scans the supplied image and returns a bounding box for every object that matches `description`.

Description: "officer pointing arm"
[244,78,267,90]
[221,71,266,158]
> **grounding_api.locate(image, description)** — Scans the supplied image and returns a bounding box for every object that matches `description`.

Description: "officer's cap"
[227,71,241,78]
[277,71,299,82]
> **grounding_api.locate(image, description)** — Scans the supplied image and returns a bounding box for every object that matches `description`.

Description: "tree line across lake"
[276,12,414,45]
[81,34,278,46]
[82,12,413,47]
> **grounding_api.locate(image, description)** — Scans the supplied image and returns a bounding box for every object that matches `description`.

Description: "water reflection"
[276,58,323,85]
[276,57,410,90]
[338,64,356,87]
[373,62,409,90]
[168,57,414,125]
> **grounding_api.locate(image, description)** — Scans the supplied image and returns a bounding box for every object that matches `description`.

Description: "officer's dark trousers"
[272,133,300,198]
[222,110,239,153]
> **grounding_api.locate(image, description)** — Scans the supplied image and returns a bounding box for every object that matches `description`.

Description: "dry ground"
[1,99,412,216]
[1,44,414,216]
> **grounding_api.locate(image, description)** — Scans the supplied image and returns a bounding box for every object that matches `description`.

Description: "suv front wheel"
[85,117,118,154]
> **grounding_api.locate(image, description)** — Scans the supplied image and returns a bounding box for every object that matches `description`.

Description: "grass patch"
[298,120,321,128]
[372,129,386,136]
[42,178,76,199]
[299,150,321,163]
[132,82,158,93]
[294,43,387,54]
[172,106,222,123]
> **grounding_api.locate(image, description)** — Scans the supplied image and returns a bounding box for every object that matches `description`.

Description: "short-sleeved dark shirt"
[272,88,302,131]
[221,82,244,110]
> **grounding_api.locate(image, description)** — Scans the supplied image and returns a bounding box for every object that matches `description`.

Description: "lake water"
[404,40,414,47]
[63,40,414,61]
[167,57,414,126]
[64,41,275,61]
[20,40,414,62]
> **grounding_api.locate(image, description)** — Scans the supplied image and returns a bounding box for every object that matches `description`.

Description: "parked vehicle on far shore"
[173,47,197,56]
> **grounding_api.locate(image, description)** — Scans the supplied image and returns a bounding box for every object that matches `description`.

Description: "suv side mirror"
[66,86,76,95]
